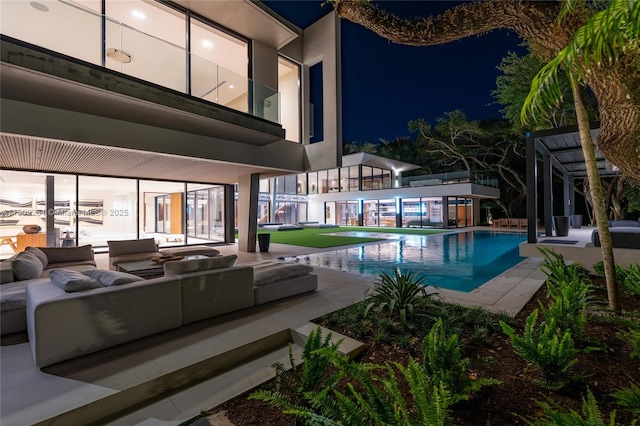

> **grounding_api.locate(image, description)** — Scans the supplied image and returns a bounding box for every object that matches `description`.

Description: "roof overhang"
[531,123,619,178]
[173,0,301,50]
[342,153,421,173]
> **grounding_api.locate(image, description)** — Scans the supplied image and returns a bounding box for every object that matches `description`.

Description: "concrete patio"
[1,232,547,426]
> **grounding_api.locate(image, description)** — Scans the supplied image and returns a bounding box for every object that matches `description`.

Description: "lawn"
[255,226,449,248]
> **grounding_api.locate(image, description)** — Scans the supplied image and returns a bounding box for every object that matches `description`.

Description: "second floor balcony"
[0,0,280,124]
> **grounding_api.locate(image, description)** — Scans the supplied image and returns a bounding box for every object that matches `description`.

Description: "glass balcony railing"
[0,0,280,123]
[402,171,499,188]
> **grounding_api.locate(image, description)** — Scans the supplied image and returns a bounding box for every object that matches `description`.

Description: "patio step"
[37,324,364,426]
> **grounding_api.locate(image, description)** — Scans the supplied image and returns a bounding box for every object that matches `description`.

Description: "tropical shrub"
[500,310,578,389]
[539,275,592,344]
[364,267,439,326]
[422,318,499,402]
[612,382,640,417]
[527,388,617,425]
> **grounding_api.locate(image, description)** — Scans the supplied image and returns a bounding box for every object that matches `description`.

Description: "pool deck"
[1,228,546,426]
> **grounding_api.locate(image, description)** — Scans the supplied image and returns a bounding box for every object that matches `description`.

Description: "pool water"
[290,230,526,292]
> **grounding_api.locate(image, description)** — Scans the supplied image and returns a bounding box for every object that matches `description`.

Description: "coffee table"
[116,255,209,278]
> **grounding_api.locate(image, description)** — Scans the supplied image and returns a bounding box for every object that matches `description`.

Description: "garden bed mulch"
[207,276,640,425]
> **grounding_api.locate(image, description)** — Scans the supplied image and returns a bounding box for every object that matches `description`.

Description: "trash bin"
[553,215,570,237]
[571,214,583,229]
[257,233,270,252]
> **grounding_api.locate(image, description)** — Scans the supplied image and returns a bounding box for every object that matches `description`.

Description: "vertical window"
[363,200,378,226]
[190,17,248,108]
[319,170,329,193]
[327,169,340,193]
[339,167,349,192]
[361,166,373,190]
[79,176,137,247]
[297,174,307,194]
[349,166,360,191]
[308,172,318,195]
[105,0,186,91]
[279,56,301,142]
[309,62,323,143]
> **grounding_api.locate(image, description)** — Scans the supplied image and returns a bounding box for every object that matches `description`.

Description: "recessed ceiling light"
[201,40,213,48]
[106,48,132,63]
[131,10,145,20]
[229,85,234,89]
[30,1,49,12]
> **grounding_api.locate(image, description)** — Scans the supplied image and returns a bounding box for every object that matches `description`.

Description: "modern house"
[0,0,341,257]
[254,152,500,228]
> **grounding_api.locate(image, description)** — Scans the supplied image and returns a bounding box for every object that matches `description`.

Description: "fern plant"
[539,276,591,344]
[617,326,640,359]
[622,262,640,296]
[612,382,640,417]
[250,326,344,412]
[527,388,617,425]
[285,355,453,426]
[500,310,578,389]
[539,247,590,287]
[364,267,439,326]
[592,260,629,282]
[422,318,499,402]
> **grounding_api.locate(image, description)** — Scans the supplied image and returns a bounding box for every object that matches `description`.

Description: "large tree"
[330,0,640,181]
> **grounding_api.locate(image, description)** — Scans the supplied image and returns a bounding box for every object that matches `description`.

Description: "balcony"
[0,0,280,124]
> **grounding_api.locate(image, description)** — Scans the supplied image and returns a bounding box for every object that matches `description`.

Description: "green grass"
[254,226,449,248]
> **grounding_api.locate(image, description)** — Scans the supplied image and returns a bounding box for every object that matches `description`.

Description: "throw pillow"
[49,269,102,292]
[83,269,144,286]
[11,251,45,281]
[164,254,237,277]
[25,246,48,268]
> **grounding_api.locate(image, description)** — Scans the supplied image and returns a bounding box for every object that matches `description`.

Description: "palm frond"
[522,0,640,124]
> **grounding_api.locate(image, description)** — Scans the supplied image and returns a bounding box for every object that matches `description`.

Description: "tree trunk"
[570,74,619,312]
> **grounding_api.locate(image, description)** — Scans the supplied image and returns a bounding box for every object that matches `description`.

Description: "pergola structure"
[525,123,619,243]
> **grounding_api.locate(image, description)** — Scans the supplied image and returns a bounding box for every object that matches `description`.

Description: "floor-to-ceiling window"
[186,184,225,242]
[401,198,421,227]
[78,176,137,247]
[105,0,186,92]
[363,200,378,226]
[279,56,301,142]
[378,199,396,227]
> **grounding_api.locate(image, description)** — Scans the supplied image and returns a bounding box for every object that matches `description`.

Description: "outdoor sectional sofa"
[591,218,640,249]
[0,245,97,335]
[26,255,318,368]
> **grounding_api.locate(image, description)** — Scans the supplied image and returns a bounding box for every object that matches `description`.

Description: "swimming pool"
[289,230,526,292]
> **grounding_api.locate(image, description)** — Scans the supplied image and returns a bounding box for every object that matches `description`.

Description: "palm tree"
[521,0,640,311]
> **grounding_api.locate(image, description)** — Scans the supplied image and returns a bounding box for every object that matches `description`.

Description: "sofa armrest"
[1,261,15,284]
[27,277,182,368]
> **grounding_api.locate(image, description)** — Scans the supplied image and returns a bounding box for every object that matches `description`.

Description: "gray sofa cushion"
[49,269,102,292]
[164,255,237,277]
[25,247,48,268]
[83,269,144,286]
[108,238,157,256]
[252,261,314,286]
[608,220,640,228]
[11,251,44,281]
[40,245,94,264]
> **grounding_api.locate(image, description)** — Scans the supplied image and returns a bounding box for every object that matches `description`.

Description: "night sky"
[263,1,528,143]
